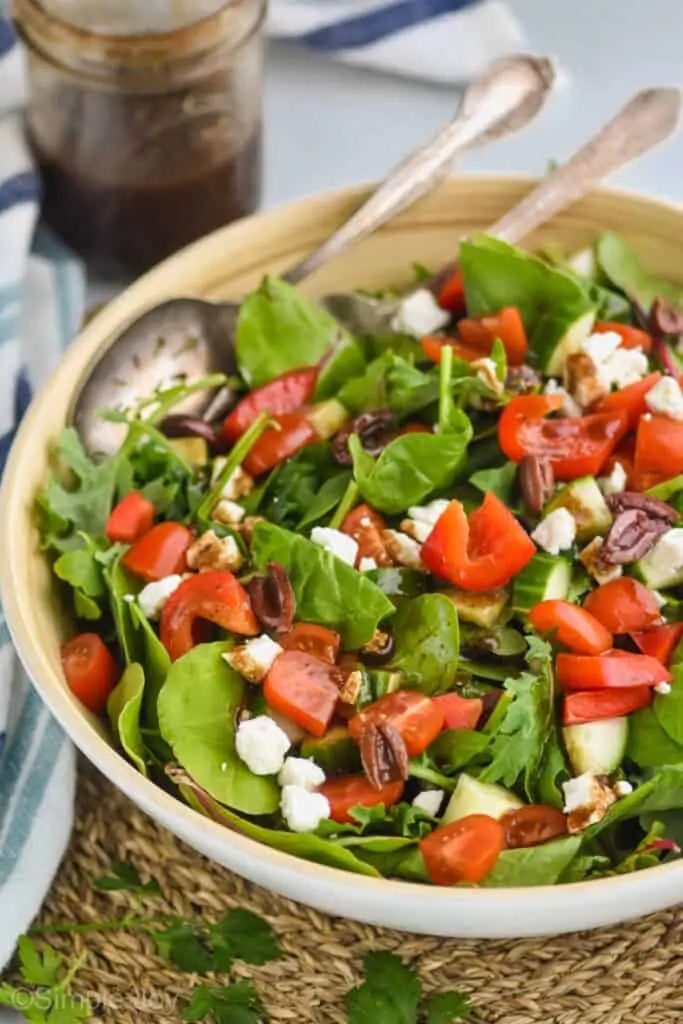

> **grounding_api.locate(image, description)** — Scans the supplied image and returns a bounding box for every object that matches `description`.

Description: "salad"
[39,232,683,889]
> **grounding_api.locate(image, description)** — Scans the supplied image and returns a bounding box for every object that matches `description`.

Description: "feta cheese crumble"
[358,556,378,572]
[412,790,445,816]
[581,331,648,389]
[310,526,358,566]
[407,499,449,526]
[390,288,450,338]
[280,785,330,833]
[562,772,617,832]
[137,575,183,620]
[383,529,424,569]
[213,499,246,525]
[531,508,577,555]
[210,461,254,500]
[187,530,244,573]
[278,757,326,791]
[224,635,283,684]
[235,716,291,775]
[654,681,672,696]
[613,780,634,798]
[598,460,627,496]
[399,518,433,544]
[644,375,683,421]
[544,378,582,417]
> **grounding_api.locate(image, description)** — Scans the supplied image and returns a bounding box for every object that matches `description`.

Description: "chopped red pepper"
[457,306,528,365]
[563,686,653,725]
[583,578,662,634]
[222,367,318,442]
[557,651,672,691]
[631,623,683,666]
[106,491,155,544]
[160,571,258,661]
[529,600,612,655]
[243,412,316,476]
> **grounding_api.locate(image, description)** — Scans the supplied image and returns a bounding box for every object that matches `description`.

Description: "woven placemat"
[35,759,683,1024]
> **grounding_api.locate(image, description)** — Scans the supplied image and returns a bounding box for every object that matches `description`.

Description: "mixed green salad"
[40,232,683,888]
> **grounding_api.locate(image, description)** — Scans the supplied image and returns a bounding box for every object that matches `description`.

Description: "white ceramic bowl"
[3,177,683,938]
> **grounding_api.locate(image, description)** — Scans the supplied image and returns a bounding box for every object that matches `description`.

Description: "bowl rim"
[3,173,683,913]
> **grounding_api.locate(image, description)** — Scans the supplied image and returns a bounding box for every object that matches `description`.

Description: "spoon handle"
[280,54,555,287]
[488,88,681,245]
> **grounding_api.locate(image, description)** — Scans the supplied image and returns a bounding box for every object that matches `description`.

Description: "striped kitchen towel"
[0,16,81,973]
[267,0,526,83]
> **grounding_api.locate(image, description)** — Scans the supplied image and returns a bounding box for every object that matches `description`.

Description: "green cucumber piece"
[546,476,611,542]
[562,717,628,776]
[632,529,683,590]
[441,773,523,825]
[544,309,596,376]
[300,726,361,775]
[512,554,572,615]
[441,587,509,629]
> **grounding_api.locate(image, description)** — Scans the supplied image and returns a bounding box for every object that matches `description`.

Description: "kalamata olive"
[247,562,296,633]
[358,629,395,666]
[159,413,224,450]
[332,410,398,467]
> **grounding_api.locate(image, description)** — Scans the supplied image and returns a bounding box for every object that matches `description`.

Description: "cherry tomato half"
[634,414,683,491]
[557,651,672,691]
[243,412,316,477]
[457,306,528,366]
[529,600,613,655]
[583,578,662,634]
[222,367,318,442]
[279,623,341,664]
[61,633,119,714]
[348,691,444,757]
[106,490,155,544]
[341,503,392,567]
[160,571,258,661]
[421,494,535,592]
[421,336,489,364]
[122,522,192,582]
[264,650,343,737]
[318,775,404,824]
[420,814,504,885]
[433,693,483,731]
[501,805,568,849]
[595,372,661,432]
[563,685,653,725]
[593,321,653,354]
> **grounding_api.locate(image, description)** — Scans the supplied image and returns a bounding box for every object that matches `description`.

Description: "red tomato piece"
[318,775,404,824]
[557,651,672,690]
[529,600,613,655]
[593,321,653,353]
[122,522,192,582]
[341,503,392,567]
[222,367,318,442]
[61,633,119,714]
[243,412,316,477]
[437,268,466,315]
[634,414,683,491]
[457,306,528,366]
[498,394,629,481]
[631,623,683,666]
[433,693,483,731]
[348,691,444,757]
[583,578,662,634]
[563,685,653,725]
[160,571,258,661]
[106,491,155,544]
[500,805,568,849]
[420,335,486,365]
[421,494,535,592]
[264,650,342,737]
[279,623,341,664]
[420,814,504,885]
[401,422,431,434]
[595,372,661,432]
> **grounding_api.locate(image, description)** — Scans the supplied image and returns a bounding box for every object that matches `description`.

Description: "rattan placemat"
[34,760,683,1024]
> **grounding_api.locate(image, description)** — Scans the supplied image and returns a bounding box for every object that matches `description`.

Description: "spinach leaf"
[179,781,381,878]
[653,663,683,745]
[296,471,353,531]
[459,236,595,371]
[158,642,279,814]
[585,279,632,322]
[102,550,140,664]
[314,335,366,400]
[349,423,472,515]
[627,706,683,768]
[338,352,439,418]
[129,602,171,731]
[430,728,491,772]
[483,835,582,887]
[596,232,683,309]
[236,276,348,387]
[469,462,518,505]
[251,522,395,648]
[107,663,148,776]
[640,810,683,851]
[387,594,459,695]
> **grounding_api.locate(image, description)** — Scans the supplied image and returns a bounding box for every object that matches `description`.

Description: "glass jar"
[12,0,265,276]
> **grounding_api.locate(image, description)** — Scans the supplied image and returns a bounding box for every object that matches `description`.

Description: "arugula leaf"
[251,522,395,648]
[257,444,345,531]
[236,276,347,387]
[425,991,473,1023]
[17,938,63,988]
[345,951,421,1024]
[535,730,569,810]
[349,424,472,515]
[93,860,161,895]
[483,835,582,887]
[626,706,683,768]
[387,594,459,695]
[338,352,438,418]
[158,642,280,814]
[182,980,265,1024]
[596,231,683,309]
[107,663,148,776]
[469,462,518,505]
[53,539,107,621]
[459,236,595,371]
[208,909,281,967]
[38,428,120,539]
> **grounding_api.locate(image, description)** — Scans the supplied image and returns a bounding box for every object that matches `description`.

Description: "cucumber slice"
[442,773,523,825]
[544,309,596,376]
[305,399,349,440]
[441,587,509,629]
[562,717,628,775]
[512,554,572,615]
[301,726,361,775]
[632,529,683,590]
[546,476,611,542]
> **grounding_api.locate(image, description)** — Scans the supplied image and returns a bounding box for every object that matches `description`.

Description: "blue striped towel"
[0,17,82,973]
[268,0,525,83]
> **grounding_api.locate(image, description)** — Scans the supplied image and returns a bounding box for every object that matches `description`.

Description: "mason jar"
[12,0,265,276]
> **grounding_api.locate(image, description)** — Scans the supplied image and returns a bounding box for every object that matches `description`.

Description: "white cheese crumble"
[654,681,672,696]
[278,757,326,791]
[644,375,683,421]
[581,331,648,389]
[358,556,378,572]
[613,780,634,798]
[187,530,244,573]
[412,790,445,816]
[390,288,450,338]
[598,461,627,496]
[383,529,425,570]
[280,785,331,833]
[137,574,183,620]
[544,378,582,417]
[211,461,254,501]
[531,508,577,555]
[399,518,433,544]
[235,715,291,775]
[562,772,617,832]
[407,499,450,526]
[224,635,283,684]
[310,526,359,566]
[213,499,246,525]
